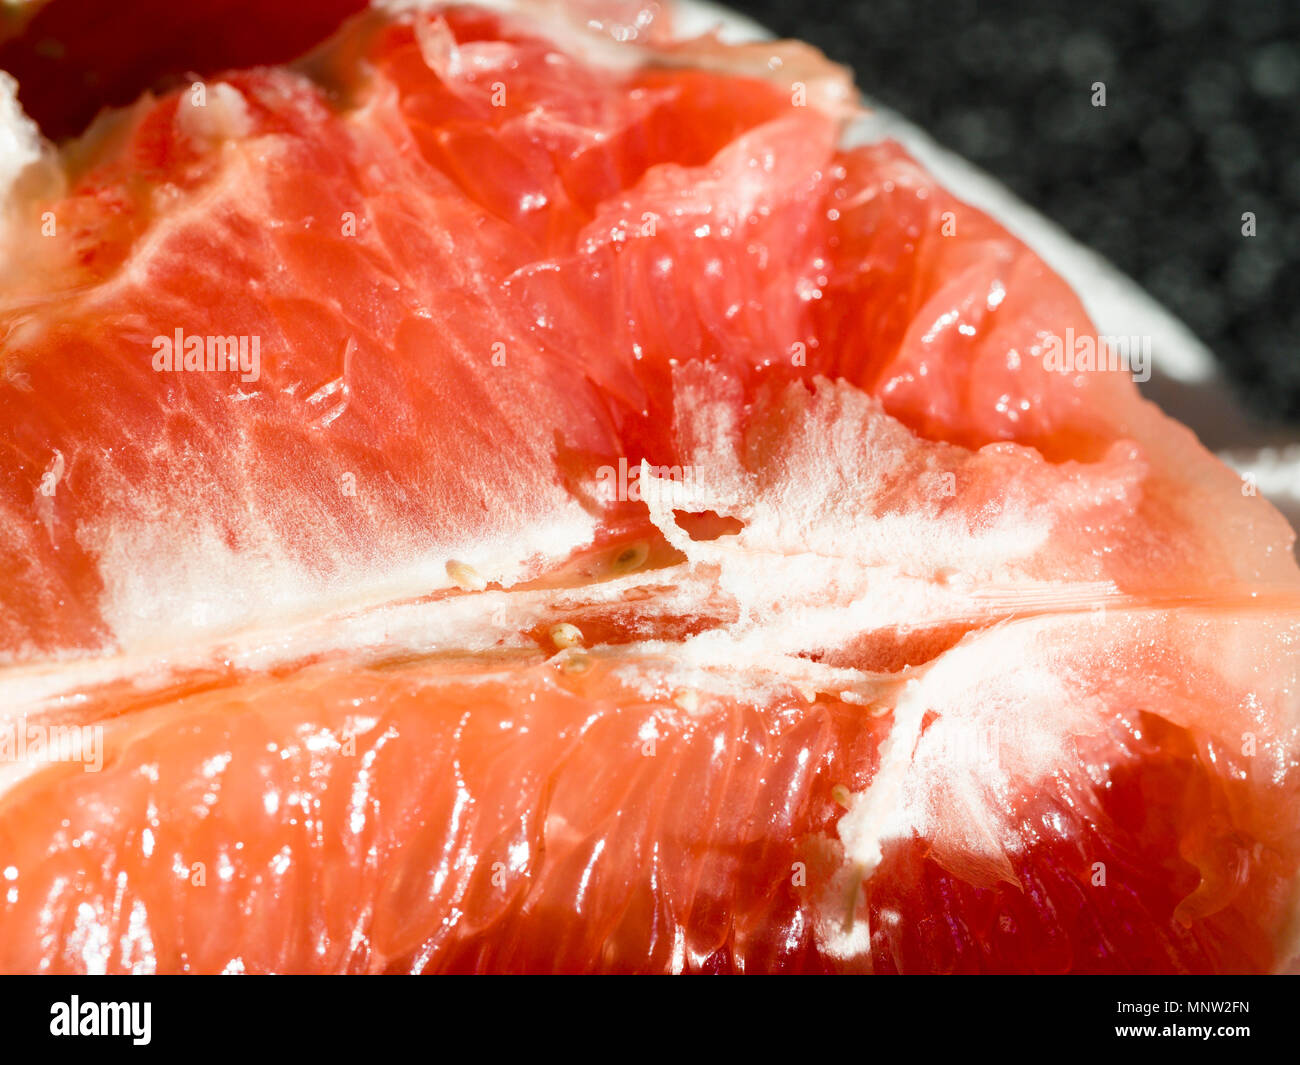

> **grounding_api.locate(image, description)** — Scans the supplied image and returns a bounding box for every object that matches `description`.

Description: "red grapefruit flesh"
[0,2,1297,973]
[0,0,371,139]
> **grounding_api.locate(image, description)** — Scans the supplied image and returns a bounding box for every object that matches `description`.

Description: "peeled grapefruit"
[0,1,1297,974]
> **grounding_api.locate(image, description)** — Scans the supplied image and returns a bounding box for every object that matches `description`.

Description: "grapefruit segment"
[843,606,1300,973]
[0,653,889,973]
[2,605,1295,974]
[0,1,1297,974]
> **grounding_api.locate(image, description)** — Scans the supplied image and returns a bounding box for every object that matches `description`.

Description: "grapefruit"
[0,0,1297,973]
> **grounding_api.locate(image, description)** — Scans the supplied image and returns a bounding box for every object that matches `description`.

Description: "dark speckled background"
[730,0,1300,425]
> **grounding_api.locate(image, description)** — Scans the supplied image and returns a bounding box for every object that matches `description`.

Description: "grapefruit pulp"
[0,1,1298,973]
